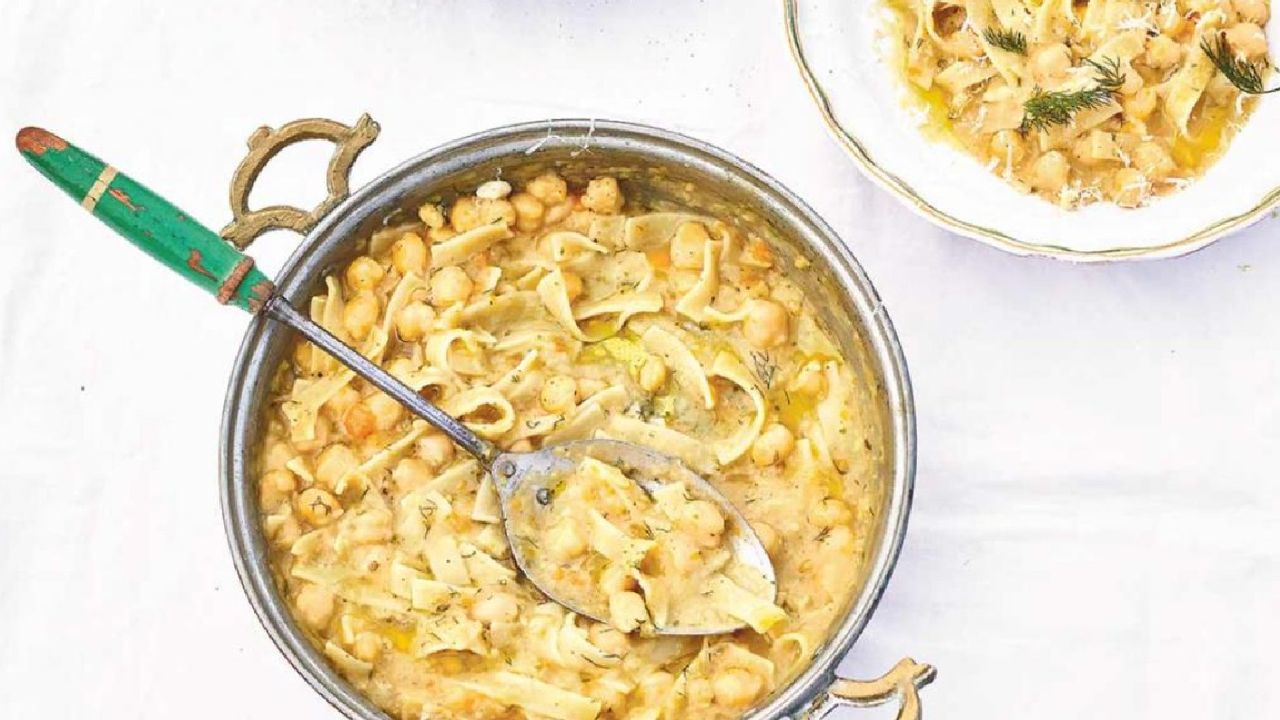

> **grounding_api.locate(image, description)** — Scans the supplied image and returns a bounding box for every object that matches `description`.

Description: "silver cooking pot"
[218,116,931,719]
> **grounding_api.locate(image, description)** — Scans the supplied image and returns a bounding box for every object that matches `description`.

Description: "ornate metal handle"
[818,658,935,719]
[220,114,380,249]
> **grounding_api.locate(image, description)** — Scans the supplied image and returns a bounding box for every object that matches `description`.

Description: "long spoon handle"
[16,127,499,465]
[16,127,274,312]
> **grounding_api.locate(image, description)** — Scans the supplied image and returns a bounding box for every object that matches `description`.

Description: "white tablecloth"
[3,1,1278,717]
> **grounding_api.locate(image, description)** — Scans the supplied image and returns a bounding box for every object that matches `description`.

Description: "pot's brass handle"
[824,658,935,719]
[220,115,380,249]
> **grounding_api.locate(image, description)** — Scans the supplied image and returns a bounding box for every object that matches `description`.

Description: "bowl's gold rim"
[783,0,1280,262]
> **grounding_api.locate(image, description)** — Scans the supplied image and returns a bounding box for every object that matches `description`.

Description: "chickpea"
[1233,0,1269,23]
[638,357,668,393]
[392,457,434,493]
[475,179,512,201]
[345,256,385,293]
[989,129,1025,165]
[259,468,297,509]
[544,199,575,225]
[812,497,853,528]
[1031,43,1072,84]
[295,584,336,629]
[561,270,584,302]
[297,487,342,526]
[1144,34,1182,70]
[540,375,578,414]
[390,232,428,276]
[315,444,359,490]
[713,669,764,707]
[1225,23,1268,58]
[751,423,796,467]
[546,519,588,561]
[343,291,380,340]
[352,632,383,663]
[416,433,456,470]
[1133,142,1175,181]
[342,402,376,441]
[418,203,446,229]
[670,221,711,270]
[588,624,631,656]
[1123,88,1159,122]
[471,592,519,624]
[395,300,435,342]
[479,199,517,227]
[365,392,404,431]
[1029,151,1070,191]
[323,384,360,421]
[386,356,418,380]
[683,500,726,548]
[742,299,789,349]
[450,196,483,233]
[262,441,296,472]
[822,525,856,553]
[430,266,474,307]
[791,361,826,396]
[1112,167,1148,208]
[581,176,624,214]
[510,192,545,233]
[526,173,569,205]
[753,521,782,558]
[608,591,648,633]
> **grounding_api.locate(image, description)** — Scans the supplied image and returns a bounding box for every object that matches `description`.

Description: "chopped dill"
[1020,57,1125,133]
[1202,32,1279,95]
[749,351,778,388]
[982,27,1027,55]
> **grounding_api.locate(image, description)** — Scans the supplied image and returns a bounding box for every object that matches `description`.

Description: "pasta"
[256,172,878,719]
[882,0,1272,207]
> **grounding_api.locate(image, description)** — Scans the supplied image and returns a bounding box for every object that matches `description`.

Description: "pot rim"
[220,118,918,719]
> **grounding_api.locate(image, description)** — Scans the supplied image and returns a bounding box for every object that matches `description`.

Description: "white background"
[2,1,1278,717]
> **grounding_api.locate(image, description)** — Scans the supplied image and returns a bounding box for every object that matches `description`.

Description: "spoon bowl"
[493,439,777,635]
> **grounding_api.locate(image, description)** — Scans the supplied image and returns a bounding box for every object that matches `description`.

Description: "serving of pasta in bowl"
[217,117,932,719]
[786,0,1280,259]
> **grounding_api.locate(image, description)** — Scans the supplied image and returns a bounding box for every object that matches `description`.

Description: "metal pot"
[218,116,931,720]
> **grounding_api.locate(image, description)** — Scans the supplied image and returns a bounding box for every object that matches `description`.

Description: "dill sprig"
[982,27,1027,55]
[1019,57,1125,133]
[1201,32,1279,95]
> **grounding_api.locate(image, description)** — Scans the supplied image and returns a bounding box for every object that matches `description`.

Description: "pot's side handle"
[818,658,935,720]
[220,115,380,249]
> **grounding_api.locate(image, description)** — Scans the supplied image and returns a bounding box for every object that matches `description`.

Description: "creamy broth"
[255,173,878,719]
[882,0,1272,207]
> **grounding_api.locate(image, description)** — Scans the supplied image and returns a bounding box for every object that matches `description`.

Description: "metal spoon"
[17,126,776,635]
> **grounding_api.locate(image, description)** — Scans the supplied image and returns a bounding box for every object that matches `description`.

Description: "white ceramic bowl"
[785,0,1280,261]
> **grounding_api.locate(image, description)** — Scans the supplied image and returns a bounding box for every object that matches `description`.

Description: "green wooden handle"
[15,127,274,312]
